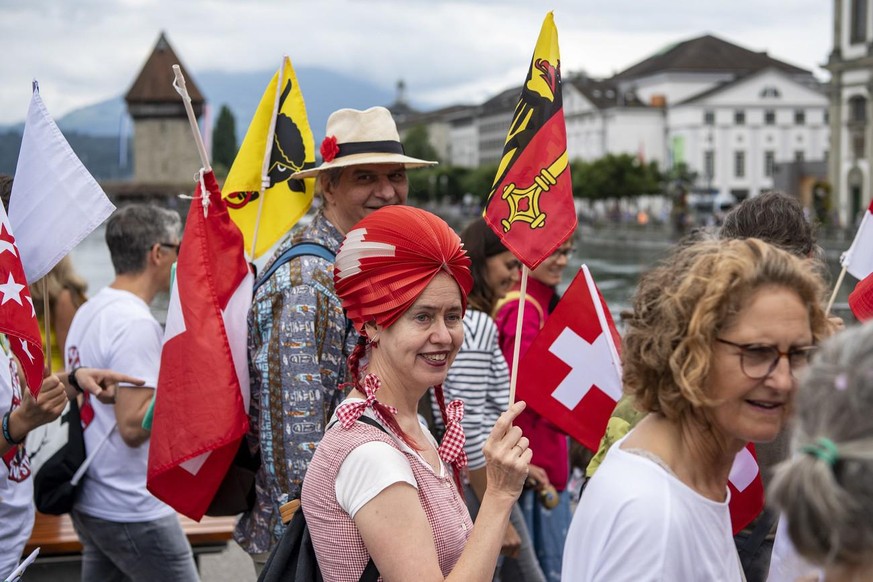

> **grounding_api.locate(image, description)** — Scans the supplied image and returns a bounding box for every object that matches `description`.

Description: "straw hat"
[291,106,437,179]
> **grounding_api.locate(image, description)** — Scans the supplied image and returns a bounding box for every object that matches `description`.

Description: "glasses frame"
[158,241,181,254]
[550,246,576,259]
[715,337,818,380]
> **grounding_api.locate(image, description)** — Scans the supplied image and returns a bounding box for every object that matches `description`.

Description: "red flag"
[728,443,765,534]
[0,209,43,395]
[516,265,622,451]
[147,171,253,520]
[849,271,873,322]
[483,12,577,270]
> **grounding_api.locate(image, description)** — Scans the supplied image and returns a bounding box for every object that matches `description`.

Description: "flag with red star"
[0,209,43,395]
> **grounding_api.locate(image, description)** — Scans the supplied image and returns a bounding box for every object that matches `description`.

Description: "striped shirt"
[434,309,510,470]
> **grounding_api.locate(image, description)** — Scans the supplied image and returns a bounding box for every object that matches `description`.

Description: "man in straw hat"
[235,106,437,569]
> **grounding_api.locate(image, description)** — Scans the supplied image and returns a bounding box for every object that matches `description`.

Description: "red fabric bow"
[437,399,467,468]
[320,135,339,163]
[336,373,397,429]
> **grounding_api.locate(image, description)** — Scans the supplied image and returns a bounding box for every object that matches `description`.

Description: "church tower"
[125,32,206,185]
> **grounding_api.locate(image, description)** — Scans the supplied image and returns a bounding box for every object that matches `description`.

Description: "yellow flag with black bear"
[222,56,315,258]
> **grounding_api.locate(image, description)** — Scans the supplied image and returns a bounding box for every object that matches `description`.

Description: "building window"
[764,110,776,125]
[760,87,781,98]
[734,110,745,125]
[795,150,805,162]
[704,110,715,125]
[794,109,806,125]
[851,0,868,44]
[853,132,866,158]
[764,151,775,177]
[734,151,746,178]
[704,150,715,179]
[850,96,868,122]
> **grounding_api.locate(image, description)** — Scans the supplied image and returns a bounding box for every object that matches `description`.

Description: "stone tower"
[125,32,206,185]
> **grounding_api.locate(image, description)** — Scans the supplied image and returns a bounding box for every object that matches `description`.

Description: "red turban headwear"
[334,206,472,332]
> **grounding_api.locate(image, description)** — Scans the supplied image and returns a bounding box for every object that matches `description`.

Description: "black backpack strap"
[253,241,336,295]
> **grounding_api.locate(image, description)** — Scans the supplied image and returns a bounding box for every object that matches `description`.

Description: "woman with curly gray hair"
[769,323,873,582]
[562,238,830,581]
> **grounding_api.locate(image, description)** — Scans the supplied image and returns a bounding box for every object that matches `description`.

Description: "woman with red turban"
[301,206,531,581]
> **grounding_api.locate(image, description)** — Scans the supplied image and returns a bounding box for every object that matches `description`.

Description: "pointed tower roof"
[125,32,205,106]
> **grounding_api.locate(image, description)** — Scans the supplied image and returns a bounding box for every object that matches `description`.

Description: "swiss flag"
[728,443,765,534]
[0,209,43,395]
[147,170,253,521]
[515,265,621,451]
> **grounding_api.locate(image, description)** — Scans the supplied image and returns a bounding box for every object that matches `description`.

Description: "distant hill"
[0,67,402,179]
[1,67,400,141]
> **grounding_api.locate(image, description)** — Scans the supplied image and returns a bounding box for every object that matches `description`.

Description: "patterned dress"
[302,417,473,581]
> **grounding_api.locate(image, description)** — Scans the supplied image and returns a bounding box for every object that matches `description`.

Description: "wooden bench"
[22,511,236,577]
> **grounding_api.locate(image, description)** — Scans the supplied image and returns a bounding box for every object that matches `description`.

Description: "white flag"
[841,198,873,280]
[9,82,116,282]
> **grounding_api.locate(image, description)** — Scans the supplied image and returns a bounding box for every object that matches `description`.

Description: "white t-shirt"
[767,513,822,582]
[333,403,444,518]
[0,342,34,578]
[65,287,174,522]
[562,435,744,581]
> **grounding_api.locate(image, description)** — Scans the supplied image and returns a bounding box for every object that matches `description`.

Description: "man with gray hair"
[65,204,198,581]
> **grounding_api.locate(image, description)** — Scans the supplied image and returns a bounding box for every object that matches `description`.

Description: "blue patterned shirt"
[234,209,357,554]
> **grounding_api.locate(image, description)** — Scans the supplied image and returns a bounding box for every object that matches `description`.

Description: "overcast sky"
[1,0,833,125]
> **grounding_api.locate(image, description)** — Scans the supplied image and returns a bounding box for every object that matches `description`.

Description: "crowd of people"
[2,104,873,582]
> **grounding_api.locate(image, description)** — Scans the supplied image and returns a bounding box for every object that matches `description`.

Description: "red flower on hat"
[321,136,339,163]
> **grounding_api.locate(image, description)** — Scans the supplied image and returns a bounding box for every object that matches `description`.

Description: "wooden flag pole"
[41,279,51,374]
[171,66,211,172]
[508,265,530,405]
[826,265,848,316]
[248,56,287,259]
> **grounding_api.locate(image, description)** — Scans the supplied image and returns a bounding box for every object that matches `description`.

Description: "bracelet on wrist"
[2,410,23,446]
[69,367,84,394]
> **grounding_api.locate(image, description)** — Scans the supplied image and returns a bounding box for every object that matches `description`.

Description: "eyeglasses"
[715,338,818,379]
[550,247,575,259]
[158,242,181,254]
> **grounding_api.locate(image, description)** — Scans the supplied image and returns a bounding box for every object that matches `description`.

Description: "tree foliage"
[571,154,663,200]
[402,125,440,163]
[212,105,237,174]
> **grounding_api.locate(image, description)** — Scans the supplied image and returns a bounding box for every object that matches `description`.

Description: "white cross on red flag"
[0,209,43,395]
[515,265,622,451]
[728,443,765,534]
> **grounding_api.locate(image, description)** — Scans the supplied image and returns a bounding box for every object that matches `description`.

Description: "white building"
[397,33,829,208]
[827,0,873,225]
